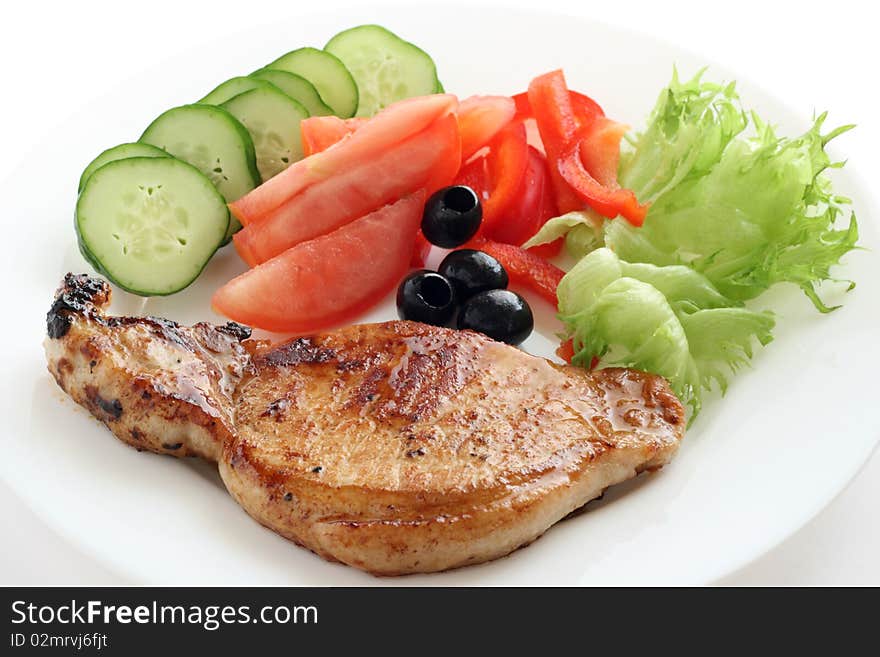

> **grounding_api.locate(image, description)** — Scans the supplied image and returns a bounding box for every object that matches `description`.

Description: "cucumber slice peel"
[139,104,261,240]
[222,86,309,180]
[325,25,439,117]
[250,68,334,116]
[199,76,267,105]
[78,142,168,193]
[266,47,358,118]
[76,157,229,296]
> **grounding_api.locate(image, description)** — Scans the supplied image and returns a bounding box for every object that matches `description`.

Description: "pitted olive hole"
[417,275,453,309]
[444,186,477,214]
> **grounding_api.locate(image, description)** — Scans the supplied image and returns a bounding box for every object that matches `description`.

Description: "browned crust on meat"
[220,321,685,574]
[44,274,252,461]
[44,275,686,576]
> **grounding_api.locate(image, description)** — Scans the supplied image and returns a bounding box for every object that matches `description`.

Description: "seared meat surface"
[45,274,686,575]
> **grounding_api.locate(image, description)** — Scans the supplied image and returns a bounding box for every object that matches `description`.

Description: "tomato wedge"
[464,237,564,307]
[300,116,366,157]
[229,94,457,225]
[454,153,489,200]
[491,145,561,256]
[411,230,432,268]
[234,111,461,266]
[300,96,513,166]
[214,193,425,333]
[458,95,516,162]
[454,141,561,257]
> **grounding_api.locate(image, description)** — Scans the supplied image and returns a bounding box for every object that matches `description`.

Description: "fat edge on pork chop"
[44,273,685,575]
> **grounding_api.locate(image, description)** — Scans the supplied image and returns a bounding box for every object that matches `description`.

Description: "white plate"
[2,6,878,585]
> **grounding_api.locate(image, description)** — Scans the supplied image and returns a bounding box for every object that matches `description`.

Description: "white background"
[1,0,877,585]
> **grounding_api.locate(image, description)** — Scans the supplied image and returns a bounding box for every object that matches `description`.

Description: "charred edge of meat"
[47,273,111,339]
[258,338,337,367]
[215,322,252,341]
[84,384,123,420]
[47,274,254,347]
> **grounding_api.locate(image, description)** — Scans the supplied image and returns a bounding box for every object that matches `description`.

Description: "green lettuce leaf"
[618,68,746,204]
[611,94,858,311]
[565,224,604,259]
[558,248,774,418]
[520,210,607,260]
[537,70,858,312]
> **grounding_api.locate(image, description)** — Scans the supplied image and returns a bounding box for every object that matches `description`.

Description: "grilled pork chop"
[45,273,685,575]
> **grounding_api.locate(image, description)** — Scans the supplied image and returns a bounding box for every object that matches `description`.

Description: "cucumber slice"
[76,157,229,296]
[140,104,260,239]
[325,25,439,117]
[435,79,445,93]
[266,47,358,118]
[222,86,309,181]
[78,142,168,193]
[199,76,266,105]
[250,69,334,116]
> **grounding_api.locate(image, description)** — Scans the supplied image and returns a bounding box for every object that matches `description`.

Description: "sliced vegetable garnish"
[299,115,365,157]
[325,25,439,117]
[528,70,647,224]
[266,47,359,118]
[465,237,565,307]
[199,76,266,105]
[557,248,774,418]
[77,157,229,296]
[234,107,460,266]
[221,85,309,181]
[229,93,457,226]
[213,193,425,333]
[140,104,261,241]
[480,122,529,235]
[491,146,561,258]
[558,134,648,226]
[458,95,517,162]
[78,142,169,193]
[250,68,335,117]
[527,70,584,213]
[609,72,858,310]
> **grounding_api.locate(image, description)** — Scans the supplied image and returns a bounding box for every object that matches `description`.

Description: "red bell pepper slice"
[480,121,529,236]
[556,338,576,363]
[557,134,647,226]
[529,70,648,226]
[454,140,561,258]
[514,91,603,157]
[464,237,564,307]
[512,91,604,124]
[556,338,600,369]
[526,71,585,213]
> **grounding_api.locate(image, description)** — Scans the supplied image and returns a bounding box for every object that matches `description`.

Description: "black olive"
[438,249,508,300]
[396,270,457,326]
[421,185,482,248]
[457,289,534,346]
